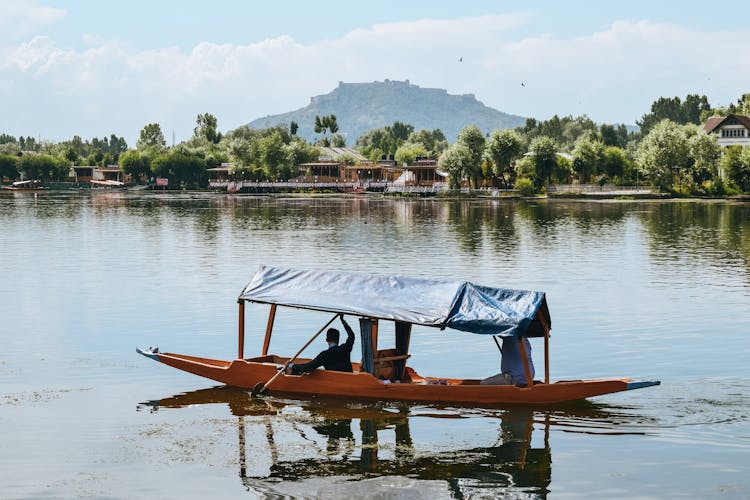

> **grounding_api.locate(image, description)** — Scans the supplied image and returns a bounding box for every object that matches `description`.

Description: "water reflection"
[641,201,750,280]
[140,387,656,498]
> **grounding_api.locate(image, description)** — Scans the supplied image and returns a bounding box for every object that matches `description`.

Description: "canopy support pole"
[544,329,550,384]
[536,308,551,384]
[237,300,245,359]
[519,338,534,387]
[261,304,277,356]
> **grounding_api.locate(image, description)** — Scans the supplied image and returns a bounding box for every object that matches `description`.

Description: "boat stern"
[625,380,661,391]
[136,346,162,360]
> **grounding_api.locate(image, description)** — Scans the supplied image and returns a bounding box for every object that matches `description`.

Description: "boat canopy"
[239,266,551,337]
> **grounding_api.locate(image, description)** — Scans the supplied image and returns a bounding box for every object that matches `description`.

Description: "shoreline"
[3,186,747,203]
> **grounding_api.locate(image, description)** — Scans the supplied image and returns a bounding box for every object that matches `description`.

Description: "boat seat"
[374,349,411,381]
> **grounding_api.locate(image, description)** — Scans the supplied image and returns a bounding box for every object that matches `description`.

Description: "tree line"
[1,93,749,193]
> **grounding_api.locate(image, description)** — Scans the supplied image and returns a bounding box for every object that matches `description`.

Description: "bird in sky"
[459,57,463,62]
[521,82,526,87]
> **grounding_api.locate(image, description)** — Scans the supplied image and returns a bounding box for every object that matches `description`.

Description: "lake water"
[1,191,749,499]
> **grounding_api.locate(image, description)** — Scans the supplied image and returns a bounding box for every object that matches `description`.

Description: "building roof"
[342,164,402,172]
[70,165,120,171]
[703,114,750,134]
[317,147,366,162]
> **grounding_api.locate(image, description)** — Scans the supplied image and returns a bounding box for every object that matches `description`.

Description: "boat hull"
[137,349,659,405]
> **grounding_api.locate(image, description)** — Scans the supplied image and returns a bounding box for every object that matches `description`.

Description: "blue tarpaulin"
[239,266,550,337]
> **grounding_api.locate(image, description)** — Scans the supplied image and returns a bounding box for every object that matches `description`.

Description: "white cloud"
[1,14,749,144]
[0,0,65,39]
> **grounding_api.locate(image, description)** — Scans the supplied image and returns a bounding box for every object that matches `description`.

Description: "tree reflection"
[641,201,750,278]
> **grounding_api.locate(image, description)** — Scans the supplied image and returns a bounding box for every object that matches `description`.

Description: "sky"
[1,0,748,146]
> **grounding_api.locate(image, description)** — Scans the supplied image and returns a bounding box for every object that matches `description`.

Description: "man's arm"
[290,352,325,375]
[341,317,355,351]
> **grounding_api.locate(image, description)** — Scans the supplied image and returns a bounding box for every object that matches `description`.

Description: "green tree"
[0,134,16,145]
[528,136,557,188]
[18,154,69,181]
[259,131,290,180]
[439,143,472,189]
[683,94,712,124]
[193,113,222,144]
[150,151,206,188]
[600,146,631,181]
[108,134,128,161]
[456,125,486,188]
[721,146,750,192]
[514,177,536,196]
[394,142,429,166]
[284,139,319,169]
[227,137,252,166]
[486,129,523,188]
[204,151,228,169]
[514,155,536,181]
[638,94,711,135]
[313,114,339,146]
[517,114,598,152]
[356,121,418,160]
[390,121,413,141]
[137,123,166,151]
[408,128,447,158]
[599,123,629,148]
[64,147,78,165]
[290,121,299,136]
[572,135,604,183]
[553,155,573,184]
[688,131,721,186]
[0,154,19,181]
[119,150,151,183]
[328,115,339,135]
[337,153,359,166]
[18,136,40,152]
[636,119,691,190]
[732,94,750,115]
[356,127,397,159]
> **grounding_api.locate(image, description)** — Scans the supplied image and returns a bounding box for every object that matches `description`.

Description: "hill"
[247,80,526,144]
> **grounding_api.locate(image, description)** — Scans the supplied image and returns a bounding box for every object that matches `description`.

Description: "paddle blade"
[250,382,268,397]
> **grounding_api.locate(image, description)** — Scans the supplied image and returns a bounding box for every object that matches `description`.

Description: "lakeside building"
[206,163,234,183]
[69,165,125,184]
[299,147,368,182]
[208,148,446,191]
[397,158,447,187]
[703,114,750,148]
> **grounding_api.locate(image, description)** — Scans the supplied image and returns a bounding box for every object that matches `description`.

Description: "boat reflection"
[141,386,652,498]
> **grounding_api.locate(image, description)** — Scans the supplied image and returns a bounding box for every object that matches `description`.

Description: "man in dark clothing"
[289,315,355,375]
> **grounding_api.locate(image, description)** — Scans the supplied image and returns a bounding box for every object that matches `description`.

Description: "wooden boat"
[90,179,126,189]
[138,266,659,405]
[1,180,46,191]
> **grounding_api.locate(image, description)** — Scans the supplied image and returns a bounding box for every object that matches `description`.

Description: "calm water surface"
[1,191,749,499]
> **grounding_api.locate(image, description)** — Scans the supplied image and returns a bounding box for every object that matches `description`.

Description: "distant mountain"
[247,80,527,144]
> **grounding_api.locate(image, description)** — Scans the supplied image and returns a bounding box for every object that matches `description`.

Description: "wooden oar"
[251,313,340,397]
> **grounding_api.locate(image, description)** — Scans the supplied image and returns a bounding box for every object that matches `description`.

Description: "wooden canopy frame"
[236,300,550,386]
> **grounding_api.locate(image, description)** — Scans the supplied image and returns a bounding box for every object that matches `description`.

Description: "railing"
[546,184,654,194]
[385,185,440,194]
[209,180,362,191]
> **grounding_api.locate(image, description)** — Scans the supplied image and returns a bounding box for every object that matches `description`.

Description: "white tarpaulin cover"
[239,266,550,337]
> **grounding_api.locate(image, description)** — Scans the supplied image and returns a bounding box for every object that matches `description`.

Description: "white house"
[703,114,750,148]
